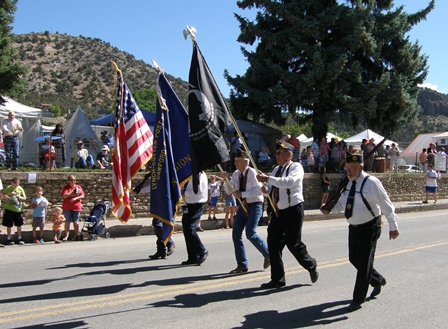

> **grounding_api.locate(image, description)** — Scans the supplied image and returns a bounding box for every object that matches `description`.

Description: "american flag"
[112,77,153,223]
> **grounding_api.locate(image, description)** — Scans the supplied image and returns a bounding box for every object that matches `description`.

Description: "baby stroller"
[81,200,111,241]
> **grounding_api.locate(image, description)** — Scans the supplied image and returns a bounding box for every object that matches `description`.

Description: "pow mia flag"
[188,42,231,191]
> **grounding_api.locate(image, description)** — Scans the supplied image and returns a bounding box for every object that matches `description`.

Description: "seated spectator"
[100,130,109,146]
[41,138,56,169]
[96,145,112,170]
[72,141,94,169]
[257,147,271,164]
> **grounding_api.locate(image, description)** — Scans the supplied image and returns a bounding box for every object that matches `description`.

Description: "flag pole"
[217,163,248,215]
[184,26,277,216]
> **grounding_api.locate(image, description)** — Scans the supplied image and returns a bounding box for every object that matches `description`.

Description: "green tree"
[48,103,61,117]
[133,88,157,113]
[226,0,434,140]
[0,0,27,104]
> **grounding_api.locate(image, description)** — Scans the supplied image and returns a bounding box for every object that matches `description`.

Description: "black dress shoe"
[229,267,248,274]
[370,278,387,298]
[310,270,319,283]
[260,281,286,289]
[347,302,362,312]
[181,259,198,265]
[197,250,209,265]
[148,251,166,260]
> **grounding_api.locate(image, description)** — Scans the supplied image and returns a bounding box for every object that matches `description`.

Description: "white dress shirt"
[223,167,263,203]
[184,172,208,204]
[331,171,398,231]
[268,162,304,210]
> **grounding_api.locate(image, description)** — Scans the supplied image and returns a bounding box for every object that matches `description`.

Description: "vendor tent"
[345,129,397,147]
[399,133,441,164]
[90,110,156,126]
[64,106,101,167]
[226,120,282,156]
[0,96,43,166]
[0,96,42,119]
[301,132,339,147]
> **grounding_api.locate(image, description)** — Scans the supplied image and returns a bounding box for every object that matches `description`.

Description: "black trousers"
[348,216,385,303]
[267,203,317,283]
[152,219,174,254]
[181,203,206,261]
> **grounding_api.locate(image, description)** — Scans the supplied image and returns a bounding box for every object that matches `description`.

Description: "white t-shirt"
[425,170,438,187]
[208,181,221,198]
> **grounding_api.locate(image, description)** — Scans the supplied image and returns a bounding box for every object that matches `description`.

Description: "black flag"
[188,43,231,191]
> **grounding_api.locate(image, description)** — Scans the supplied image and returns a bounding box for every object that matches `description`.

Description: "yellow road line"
[1,240,447,324]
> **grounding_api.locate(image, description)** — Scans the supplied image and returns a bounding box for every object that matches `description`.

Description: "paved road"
[1,210,447,328]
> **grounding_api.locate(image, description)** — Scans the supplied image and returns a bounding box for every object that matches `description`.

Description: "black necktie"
[345,181,356,219]
[239,173,245,192]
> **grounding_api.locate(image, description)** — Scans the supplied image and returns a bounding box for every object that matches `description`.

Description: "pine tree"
[226,0,434,139]
[0,0,27,105]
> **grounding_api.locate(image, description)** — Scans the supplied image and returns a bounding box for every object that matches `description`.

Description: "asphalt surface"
[3,198,447,244]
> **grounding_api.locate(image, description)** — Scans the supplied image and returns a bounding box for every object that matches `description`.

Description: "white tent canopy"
[63,106,101,167]
[345,129,398,147]
[0,96,42,119]
[301,132,339,147]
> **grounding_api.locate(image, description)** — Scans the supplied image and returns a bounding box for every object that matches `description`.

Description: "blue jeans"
[75,155,94,169]
[181,203,206,261]
[4,136,19,169]
[232,202,269,268]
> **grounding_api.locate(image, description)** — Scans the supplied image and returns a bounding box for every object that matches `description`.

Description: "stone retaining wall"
[0,170,444,221]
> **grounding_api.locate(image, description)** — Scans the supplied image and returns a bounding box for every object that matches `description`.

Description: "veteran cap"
[345,152,363,164]
[236,148,250,159]
[276,141,294,152]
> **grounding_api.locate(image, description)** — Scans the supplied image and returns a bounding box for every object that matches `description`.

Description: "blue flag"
[150,72,192,244]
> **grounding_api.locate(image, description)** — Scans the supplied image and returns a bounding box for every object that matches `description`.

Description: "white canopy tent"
[301,132,339,147]
[63,106,101,167]
[0,96,43,166]
[344,129,398,147]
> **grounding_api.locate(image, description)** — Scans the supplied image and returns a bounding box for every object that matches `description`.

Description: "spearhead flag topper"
[111,63,153,223]
[188,42,231,191]
[150,71,192,244]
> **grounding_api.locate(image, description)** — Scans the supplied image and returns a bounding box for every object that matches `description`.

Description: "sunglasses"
[275,150,286,155]
[70,179,76,182]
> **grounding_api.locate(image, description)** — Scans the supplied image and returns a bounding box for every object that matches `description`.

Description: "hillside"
[12,32,189,118]
[10,32,448,144]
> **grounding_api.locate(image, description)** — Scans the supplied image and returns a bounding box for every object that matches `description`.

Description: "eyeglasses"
[275,151,286,155]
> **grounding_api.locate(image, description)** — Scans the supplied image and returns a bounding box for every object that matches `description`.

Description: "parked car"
[400,165,423,173]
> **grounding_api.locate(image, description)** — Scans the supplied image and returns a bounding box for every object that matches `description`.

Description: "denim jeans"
[232,202,269,268]
[76,155,94,169]
[4,136,19,169]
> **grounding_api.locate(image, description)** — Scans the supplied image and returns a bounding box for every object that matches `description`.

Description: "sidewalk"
[2,199,447,244]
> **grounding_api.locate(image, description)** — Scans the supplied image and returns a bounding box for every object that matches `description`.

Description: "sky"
[12,0,448,97]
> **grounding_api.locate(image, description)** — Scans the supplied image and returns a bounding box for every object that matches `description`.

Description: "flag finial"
[183,25,197,42]
[152,60,164,74]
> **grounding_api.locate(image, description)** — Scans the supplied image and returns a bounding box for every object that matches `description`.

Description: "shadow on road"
[233,300,351,328]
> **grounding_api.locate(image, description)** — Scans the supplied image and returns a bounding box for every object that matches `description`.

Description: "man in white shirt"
[221,149,270,274]
[321,152,399,312]
[423,164,438,203]
[257,142,318,289]
[1,112,23,170]
[180,172,209,265]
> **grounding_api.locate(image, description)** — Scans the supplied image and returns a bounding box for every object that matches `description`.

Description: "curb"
[1,201,447,244]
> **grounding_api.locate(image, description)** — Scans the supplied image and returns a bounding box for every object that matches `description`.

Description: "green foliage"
[227,0,435,140]
[133,88,157,113]
[11,32,189,118]
[48,103,61,117]
[0,0,27,104]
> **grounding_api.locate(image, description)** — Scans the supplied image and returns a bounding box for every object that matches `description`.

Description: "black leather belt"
[247,202,262,206]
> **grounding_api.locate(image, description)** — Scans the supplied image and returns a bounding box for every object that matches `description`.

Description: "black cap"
[276,141,293,152]
[345,152,363,164]
[236,148,249,159]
